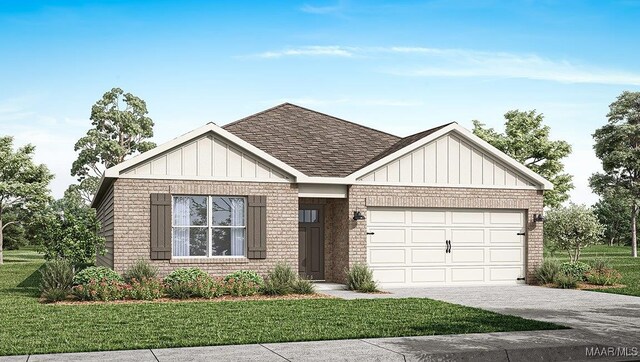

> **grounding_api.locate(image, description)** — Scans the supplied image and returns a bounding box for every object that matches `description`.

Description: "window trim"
[171,195,247,258]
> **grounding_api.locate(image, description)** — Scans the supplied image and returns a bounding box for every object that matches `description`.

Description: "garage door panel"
[369,249,406,265]
[411,249,446,264]
[490,267,524,281]
[489,229,522,244]
[489,248,523,263]
[411,210,446,224]
[451,268,485,282]
[370,229,406,244]
[369,209,406,224]
[489,211,522,225]
[411,229,446,244]
[372,268,406,283]
[451,248,484,263]
[450,229,485,244]
[451,211,484,224]
[411,268,446,283]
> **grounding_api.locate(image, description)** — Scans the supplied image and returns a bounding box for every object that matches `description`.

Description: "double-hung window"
[172,196,246,257]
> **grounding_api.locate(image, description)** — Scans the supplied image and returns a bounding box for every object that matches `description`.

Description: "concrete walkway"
[2,285,638,361]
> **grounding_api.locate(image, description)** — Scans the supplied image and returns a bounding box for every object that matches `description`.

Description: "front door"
[298,204,325,280]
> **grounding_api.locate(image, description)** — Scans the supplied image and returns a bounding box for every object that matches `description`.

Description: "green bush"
[224,270,264,288]
[72,279,127,301]
[534,260,561,284]
[125,277,164,300]
[73,266,123,285]
[555,273,579,289]
[123,260,158,283]
[589,257,612,273]
[346,264,379,293]
[292,277,316,295]
[164,268,224,299]
[262,264,297,295]
[585,269,622,286]
[225,277,260,297]
[39,259,75,302]
[560,261,591,281]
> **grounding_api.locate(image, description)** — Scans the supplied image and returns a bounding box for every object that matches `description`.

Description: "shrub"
[72,279,127,301]
[164,267,209,285]
[123,260,158,283]
[164,268,225,299]
[224,270,264,288]
[346,264,379,293]
[543,204,604,262]
[262,264,297,295]
[555,273,579,289]
[534,260,561,284]
[560,261,591,281]
[225,277,260,297]
[125,278,164,300]
[40,259,75,302]
[73,266,123,286]
[585,269,622,286]
[292,277,316,295]
[589,257,612,273]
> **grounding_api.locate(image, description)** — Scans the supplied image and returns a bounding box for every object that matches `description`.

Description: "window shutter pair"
[149,193,267,260]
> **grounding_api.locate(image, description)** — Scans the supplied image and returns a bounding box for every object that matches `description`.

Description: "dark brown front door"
[298,205,324,280]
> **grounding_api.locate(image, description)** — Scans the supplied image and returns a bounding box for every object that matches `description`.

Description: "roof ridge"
[223,102,401,140]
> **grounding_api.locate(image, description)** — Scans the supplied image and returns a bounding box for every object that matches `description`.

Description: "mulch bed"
[46,293,336,305]
[540,283,626,290]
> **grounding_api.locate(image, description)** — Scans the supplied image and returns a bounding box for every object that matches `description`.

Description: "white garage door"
[367,208,526,287]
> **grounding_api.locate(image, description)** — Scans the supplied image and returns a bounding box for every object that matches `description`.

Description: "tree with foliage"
[592,188,633,246]
[33,188,105,266]
[473,110,573,208]
[71,87,156,203]
[544,204,604,262]
[0,136,53,264]
[590,91,640,257]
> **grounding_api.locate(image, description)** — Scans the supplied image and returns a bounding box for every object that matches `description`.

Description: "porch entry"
[298,204,325,280]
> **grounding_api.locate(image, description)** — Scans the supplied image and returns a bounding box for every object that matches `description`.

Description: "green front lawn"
[549,245,640,297]
[0,249,564,356]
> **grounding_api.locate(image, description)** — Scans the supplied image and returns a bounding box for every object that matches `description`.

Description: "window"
[172,196,246,257]
[298,209,319,223]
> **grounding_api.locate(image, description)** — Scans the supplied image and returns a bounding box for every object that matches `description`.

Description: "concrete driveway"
[328,285,640,345]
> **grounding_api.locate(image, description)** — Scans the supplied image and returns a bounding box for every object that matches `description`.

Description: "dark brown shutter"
[247,195,267,259]
[150,193,172,260]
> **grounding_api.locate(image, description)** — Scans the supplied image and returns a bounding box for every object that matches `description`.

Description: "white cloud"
[247,45,640,86]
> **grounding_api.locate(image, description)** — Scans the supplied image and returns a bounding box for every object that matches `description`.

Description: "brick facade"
[347,185,544,283]
[111,178,298,277]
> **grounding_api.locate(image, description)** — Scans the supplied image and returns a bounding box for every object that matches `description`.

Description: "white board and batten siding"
[367,208,526,287]
[358,134,535,187]
[122,135,291,181]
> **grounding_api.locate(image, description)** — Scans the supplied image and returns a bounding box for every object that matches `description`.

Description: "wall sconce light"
[534,214,545,222]
[353,211,366,221]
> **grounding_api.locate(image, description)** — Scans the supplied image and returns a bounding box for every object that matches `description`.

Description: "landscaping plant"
[73,266,123,285]
[554,273,579,289]
[534,260,561,285]
[292,277,316,295]
[39,259,75,302]
[543,204,604,262]
[262,263,297,295]
[585,269,622,286]
[164,268,221,299]
[72,279,128,301]
[125,277,164,300]
[225,276,260,297]
[559,261,591,281]
[224,270,264,288]
[123,259,158,283]
[346,263,379,293]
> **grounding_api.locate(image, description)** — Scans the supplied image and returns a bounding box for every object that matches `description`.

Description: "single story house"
[91,103,551,287]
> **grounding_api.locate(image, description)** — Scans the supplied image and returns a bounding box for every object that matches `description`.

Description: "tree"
[544,204,604,262]
[71,87,156,203]
[590,91,640,257]
[33,189,105,266]
[472,110,573,208]
[592,188,633,246]
[0,136,53,264]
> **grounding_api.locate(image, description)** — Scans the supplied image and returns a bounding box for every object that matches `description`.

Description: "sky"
[1,0,640,204]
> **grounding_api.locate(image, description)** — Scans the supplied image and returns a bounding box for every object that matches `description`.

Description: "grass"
[0,249,564,356]
[549,244,640,297]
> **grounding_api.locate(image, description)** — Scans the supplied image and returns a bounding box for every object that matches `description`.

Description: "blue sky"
[1,0,640,203]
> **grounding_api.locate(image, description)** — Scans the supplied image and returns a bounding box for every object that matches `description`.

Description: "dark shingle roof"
[360,122,455,168]
[223,103,401,177]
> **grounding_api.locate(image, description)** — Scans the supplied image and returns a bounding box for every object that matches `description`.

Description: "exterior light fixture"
[534,213,545,222]
[353,211,366,221]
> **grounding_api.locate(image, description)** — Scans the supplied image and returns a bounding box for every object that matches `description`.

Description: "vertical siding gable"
[358,133,535,187]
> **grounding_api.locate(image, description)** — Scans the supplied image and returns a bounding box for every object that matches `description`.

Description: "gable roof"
[223,103,400,177]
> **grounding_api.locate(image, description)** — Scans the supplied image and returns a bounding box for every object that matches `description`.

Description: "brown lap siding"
[347,185,544,284]
[112,179,299,277]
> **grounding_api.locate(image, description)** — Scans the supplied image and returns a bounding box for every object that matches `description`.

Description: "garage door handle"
[367,232,375,235]
[445,240,451,253]
[517,232,525,236]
